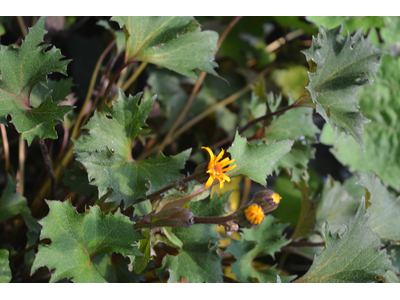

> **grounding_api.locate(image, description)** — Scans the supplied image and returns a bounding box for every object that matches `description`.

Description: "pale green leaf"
[306,17,385,35]
[74,91,191,208]
[264,104,320,182]
[357,172,400,242]
[228,131,293,186]
[111,16,219,78]
[0,16,72,145]
[320,55,400,190]
[0,249,11,283]
[316,176,360,234]
[295,198,397,283]
[31,200,143,283]
[302,25,387,150]
[225,215,294,283]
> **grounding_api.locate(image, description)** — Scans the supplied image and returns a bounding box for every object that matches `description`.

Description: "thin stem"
[98,60,135,111]
[0,124,10,182]
[70,39,116,140]
[157,16,243,156]
[9,242,40,261]
[16,16,27,38]
[109,61,148,104]
[146,174,196,200]
[17,136,25,196]
[238,102,298,135]
[82,49,122,127]
[39,140,56,199]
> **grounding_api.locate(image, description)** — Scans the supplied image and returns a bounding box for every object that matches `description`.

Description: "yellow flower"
[202,147,236,189]
[244,204,265,225]
[272,192,282,204]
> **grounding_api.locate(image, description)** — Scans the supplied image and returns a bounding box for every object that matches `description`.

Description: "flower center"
[272,193,282,204]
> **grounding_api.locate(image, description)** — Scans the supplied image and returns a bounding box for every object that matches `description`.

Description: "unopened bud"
[252,190,282,213]
[237,203,265,229]
[151,207,195,228]
[174,179,186,191]
[194,162,209,184]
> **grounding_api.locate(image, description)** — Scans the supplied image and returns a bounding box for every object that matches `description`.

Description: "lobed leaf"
[31,200,143,283]
[111,16,219,78]
[74,91,191,208]
[228,131,293,186]
[320,55,400,190]
[295,198,398,283]
[302,25,387,150]
[0,16,72,145]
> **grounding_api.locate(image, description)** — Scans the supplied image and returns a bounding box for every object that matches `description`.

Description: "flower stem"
[193,214,237,225]
[0,124,10,183]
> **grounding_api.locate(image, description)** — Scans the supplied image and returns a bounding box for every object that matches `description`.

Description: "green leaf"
[0,174,40,233]
[295,198,398,283]
[62,162,98,199]
[306,17,386,35]
[264,104,320,182]
[189,191,230,217]
[74,91,191,208]
[320,55,400,190]
[156,224,222,282]
[228,131,293,186]
[225,215,294,283]
[302,25,388,150]
[272,65,309,100]
[31,200,143,283]
[155,194,226,283]
[316,176,360,234]
[0,16,71,145]
[30,78,75,108]
[357,172,400,242]
[0,249,11,283]
[111,16,219,78]
[131,229,151,274]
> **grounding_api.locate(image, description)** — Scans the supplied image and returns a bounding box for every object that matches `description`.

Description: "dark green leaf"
[302,25,388,150]
[74,91,191,208]
[93,253,149,283]
[320,55,400,190]
[225,215,293,283]
[0,16,72,145]
[0,174,40,233]
[62,162,98,199]
[111,16,219,78]
[131,229,151,274]
[295,198,398,283]
[228,131,293,186]
[31,200,143,283]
